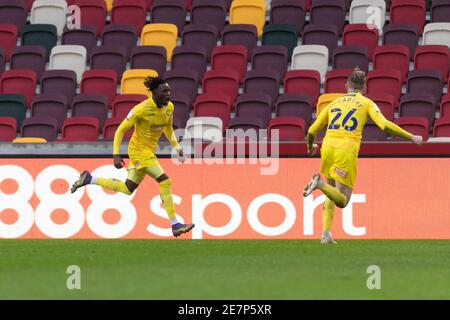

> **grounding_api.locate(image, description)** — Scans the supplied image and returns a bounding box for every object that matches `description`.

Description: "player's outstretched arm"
[306,105,330,156]
[112,113,136,169]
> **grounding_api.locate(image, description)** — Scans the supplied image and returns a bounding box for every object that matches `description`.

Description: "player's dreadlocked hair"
[347,67,366,91]
[144,76,167,92]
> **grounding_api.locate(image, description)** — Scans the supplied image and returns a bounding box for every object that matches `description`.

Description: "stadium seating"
[90,46,127,82]
[140,23,178,61]
[433,117,450,137]
[190,0,226,34]
[49,45,87,83]
[74,0,107,36]
[21,116,59,141]
[227,117,267,138]
[103,117,133,141]
[310,0,346,34]
[120,69,158,96]
[406,70,443,106]
[414,45,450,82]
[243,69,281,106]
[284,70,321,105]
[12,137,47,143]
[30,0,67,36]
[21,24,57,61]
[10,46,46,80]
[40,70,77,106]
[101,24,138,60]
[211,45,248,82]
[270,0,306,34]
[422,22,450,47]
[185,116,223,142]
[112,94,147,119]
[171,93,191,129]
[151,0,186,35]
[171,45,208,79]
[62,25,97,61]
[366,93,396,120]
[366,70,403,105]
[0,24,18,61]
[275,94,312,125]
[30,93,68,130]
[291,45,329,82]
[373,45,410,83]
[268,117,306,141]
[71,94,109,129]
[399,93,436,128]
[394,116,429,140]
[316,93,344,114]
[332,46,369,73]
[251,45,289,79]
[302,24,339,61]
[81,69,118,106]
[362,122,388,141]
[0,0,28,32]
[202,69,240,107]
[342,24,379,60]
[229,0,266,37]
[431,0,450,23]
[0,116,17,141]
[111,0,147,34]
[0,70,36,108]
[262,24,298,60]
[0,94,26,129]
[194,93,232,129]
[182,24,218,62]
[390,0,426,35]
[349,0,386,31]
[222,24,257,61]
[325,69,353,94]
[383,24,419,59]
[164,69,199,106]
[60,116,100,142]
[130,46,167,77]
[235,93,273,128]
[441,94,450,118]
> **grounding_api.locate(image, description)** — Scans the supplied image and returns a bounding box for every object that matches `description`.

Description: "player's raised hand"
[177,148,186,163]
[113,155,125,169]
[411,135,423,146]
[307,143,319,156]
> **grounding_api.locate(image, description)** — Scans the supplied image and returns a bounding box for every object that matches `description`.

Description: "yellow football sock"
[96,178,132,195]
[322,198,335,233]
[320,183,347,208]
[159,179,176,220]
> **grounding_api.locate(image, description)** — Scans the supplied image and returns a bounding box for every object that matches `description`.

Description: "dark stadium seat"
[111,0,147,34]
[164,69,199,107]
[171,45,208,79]
[0,116,17,141]
[383,24,419,60]
[103,117,133,141]
[251,45,289,79]
[61,116,99,141]
[130,46,167,76]
[81,69,118,106]
[190,0,227,34]
[40,70,77,106]
[21,24,57,61]
[0,23,18,61]
[111,94,147,119]
[182,24,218,62]
[414,45,450,82]
[433,117,450,137]
[25,0,34,12]
[211,45,248,82]
[269,117,306,141]
[270,0,306,34]
[90,46,127,83]
[0,47,5,73]
[0,70,36,108]
[61,25,98,62]
[201,69,240,107]
[73,0,107,36]
[262,24,298,61]
[243,69,281,106]
[302,24,339,61]
[235,93,273,128]
[227,117,267,139]
[332,45,369,73]
[406,69,443,106]
[394,116,429,140]
[101,24,138,60]
[194,93,232,129]
[151,0,186,35]
[0,94,26,129]
[310,0,346,34]
[342,24,379,61]
[373,45,410,83]
[71,94,108,129]
[390,0,426,34]
[399,93,436,128]
[21,116,59,141]
[171,93,191,129]
[275,94,312,125]
[221,24,257,61]
[325,69,353,94]
[0,0,27,32]
[431,0,450,22]
[366,70,403,105]
[362,122,388,141]
[30,93,68,131]
[10,46,46,81]
[284,70,321,105]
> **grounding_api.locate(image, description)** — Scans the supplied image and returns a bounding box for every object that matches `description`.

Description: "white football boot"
[321,231,337,244]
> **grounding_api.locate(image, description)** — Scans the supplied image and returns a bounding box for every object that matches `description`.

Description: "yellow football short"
[320,145,358,188]
[127,148,165,184]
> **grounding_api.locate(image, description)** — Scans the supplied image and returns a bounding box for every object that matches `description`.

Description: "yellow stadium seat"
[317,93,345,115]
[140,23,178,61]
[230,0,266,37]
[104,0,113,12]
[121,69,158,96]
[12,137,47,143]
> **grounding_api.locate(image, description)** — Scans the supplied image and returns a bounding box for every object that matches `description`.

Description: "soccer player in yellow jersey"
[71,77,195,237]
[303,68,423,244]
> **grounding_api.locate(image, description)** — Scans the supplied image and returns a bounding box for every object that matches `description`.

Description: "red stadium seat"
[73,0,107,36]
[0,24,18,61]
[81,69,118,106]
[194,93,232,129]
[0,116,17,141]
[268,117,306,141]
[342,24,379,61]
[284,70,321,105]
[211,45,248,82]
[325,69,352,94]
[60,116,99,141]
[103,117,133,141]
[373,45,410,83]
[0,69,36,108]
[366,69,403,106]
[366,93,396,121]
[414,45,450,82]
[390,0,426,34]
[202,69,240,107]
[440,94,450,118]
[111,0,147,34]
[433,117,450,137]
[394,116,429,140]
[112,94,147,119]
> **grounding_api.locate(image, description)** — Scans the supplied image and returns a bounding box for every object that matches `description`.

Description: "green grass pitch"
[0,240,450,299]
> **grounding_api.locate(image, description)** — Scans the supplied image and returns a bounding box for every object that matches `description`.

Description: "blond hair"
[347,67,366,91]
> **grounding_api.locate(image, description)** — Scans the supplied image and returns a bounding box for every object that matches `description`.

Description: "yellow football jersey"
[113,98,180,154]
